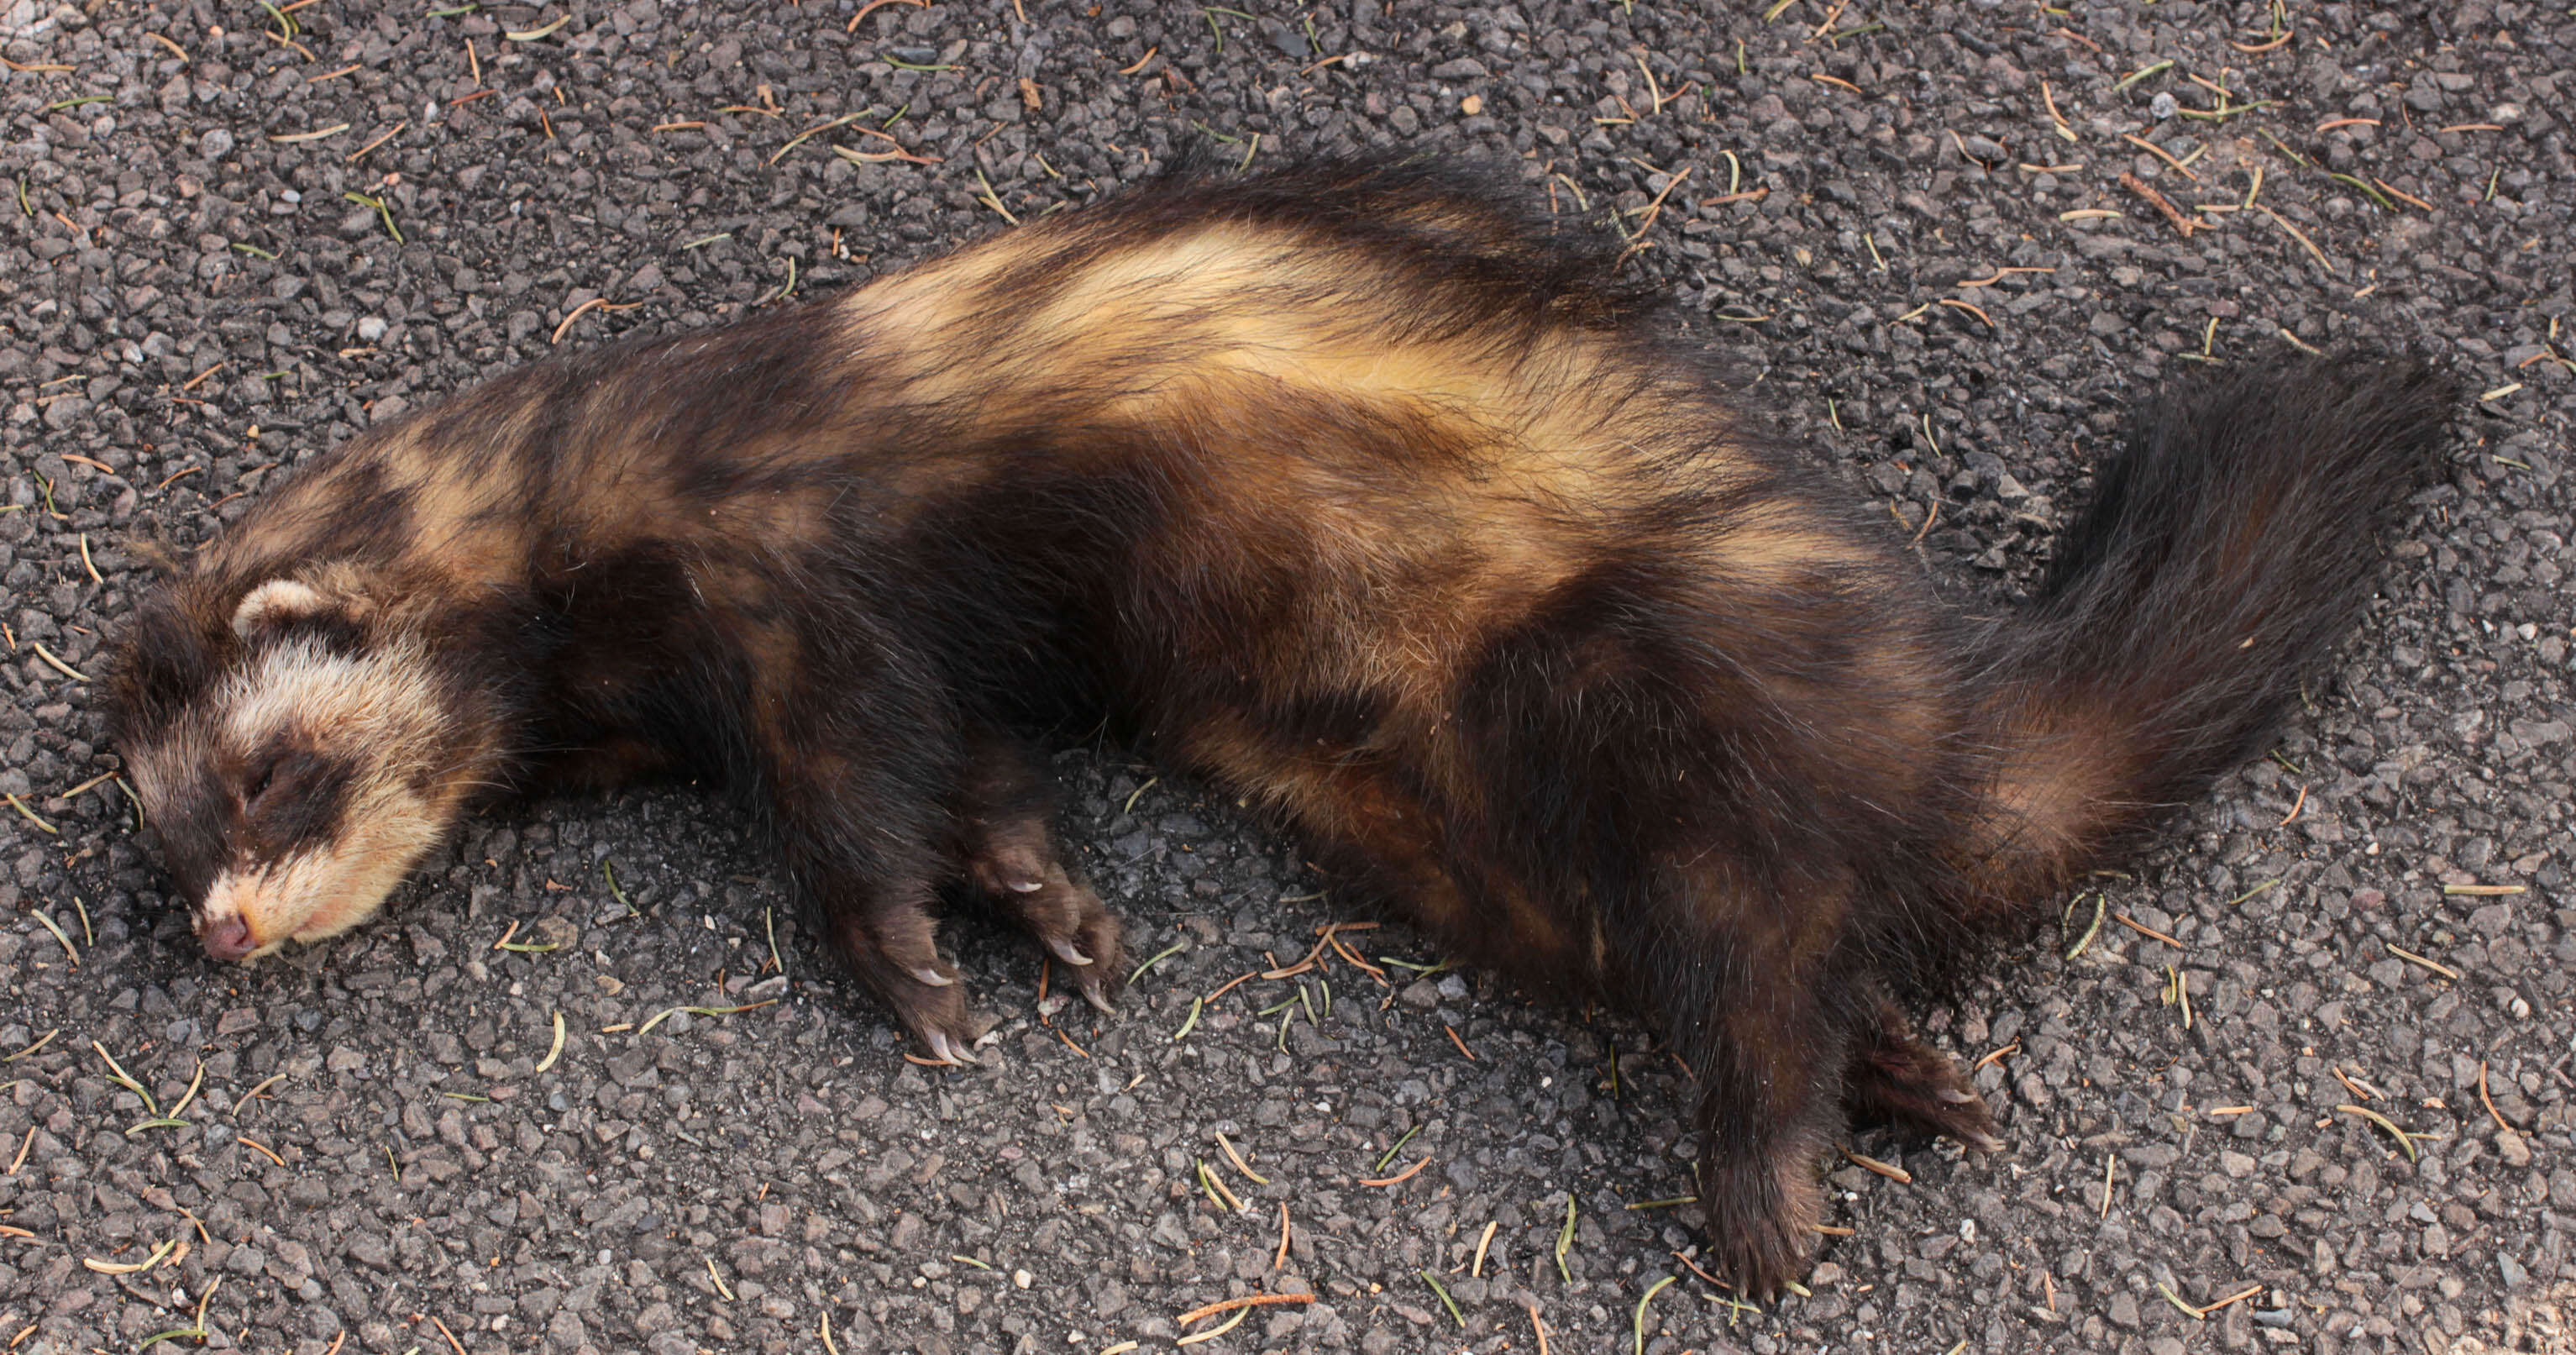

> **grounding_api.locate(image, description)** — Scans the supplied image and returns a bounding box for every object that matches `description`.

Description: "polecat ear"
[232,579,333,640]
[231,576,373,652]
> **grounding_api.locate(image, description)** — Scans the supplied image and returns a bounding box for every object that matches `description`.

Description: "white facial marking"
[223,636,438,754]
[198,633,461,948]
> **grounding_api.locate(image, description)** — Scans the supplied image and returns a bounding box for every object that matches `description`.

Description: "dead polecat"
[103,156,2454,1294]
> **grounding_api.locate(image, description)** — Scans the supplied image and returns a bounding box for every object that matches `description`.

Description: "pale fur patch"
[198,863,298,958]
[223,635,441,759]
[199,634,459,949]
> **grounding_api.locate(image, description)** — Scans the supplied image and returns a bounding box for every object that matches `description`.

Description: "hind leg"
[1842,990,2004,1150]
[1582,856,1861,1297]
[950,728,1125,1012]
[1676,943,1852,1297]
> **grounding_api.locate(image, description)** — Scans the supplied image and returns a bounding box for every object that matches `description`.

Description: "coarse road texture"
[3,1,2573,1352]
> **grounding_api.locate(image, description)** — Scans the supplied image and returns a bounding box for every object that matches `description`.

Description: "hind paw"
[1844,1027,2004,1152]
[1697,1148,1828,1300]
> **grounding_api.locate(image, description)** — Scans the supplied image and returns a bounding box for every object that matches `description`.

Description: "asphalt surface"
[4,0,2573,1352]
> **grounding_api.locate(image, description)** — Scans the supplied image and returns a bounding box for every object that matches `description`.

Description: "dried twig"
[2120,171,2196,236]
[1843,1151,1911,1184]
[1358,1154,1431,1187]
[846,0,928,30]
[550,297,643,344]
[1175,1292,1315,1326]
[2337,1103,2417,1161]
[2255,205,2336,273]
[2112,913,2182,948]
[2478,1062,2518,1133]
[2385,943,2459,981]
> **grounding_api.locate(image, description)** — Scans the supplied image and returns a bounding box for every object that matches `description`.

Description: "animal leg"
[820,883,988,1066]
[1683,967,1847,1300]
[1620,864,1860,1298]
[746,625,991,1064]
[951,729,1125,1012]
[1841,990,2002,1151]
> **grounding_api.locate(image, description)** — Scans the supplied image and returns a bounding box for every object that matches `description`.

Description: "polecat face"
[113,575,487,960]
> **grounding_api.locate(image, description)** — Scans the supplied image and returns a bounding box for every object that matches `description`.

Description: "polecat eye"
[244,751,286,805]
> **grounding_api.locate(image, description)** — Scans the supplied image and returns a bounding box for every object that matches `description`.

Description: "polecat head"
[106,564,497,960]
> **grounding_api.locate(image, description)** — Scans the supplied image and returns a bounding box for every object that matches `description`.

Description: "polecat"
[103,156,2454,1295]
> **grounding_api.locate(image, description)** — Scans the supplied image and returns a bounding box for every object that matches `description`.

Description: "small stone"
[1258,17,1309,59]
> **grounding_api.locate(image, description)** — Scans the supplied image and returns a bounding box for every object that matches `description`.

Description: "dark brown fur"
[103,157,2455,1293]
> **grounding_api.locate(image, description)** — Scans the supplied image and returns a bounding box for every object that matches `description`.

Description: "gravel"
[4,1,2572,1352]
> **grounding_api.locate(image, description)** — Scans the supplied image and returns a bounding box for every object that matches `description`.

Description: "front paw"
[829,914,992,1065]
[889,965,994,1066]
[967,841,1125,1013]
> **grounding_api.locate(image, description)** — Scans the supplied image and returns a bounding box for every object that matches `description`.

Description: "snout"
[199,912,259,960]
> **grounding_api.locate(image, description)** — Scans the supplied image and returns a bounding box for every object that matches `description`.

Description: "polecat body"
[104,157,2453,1294]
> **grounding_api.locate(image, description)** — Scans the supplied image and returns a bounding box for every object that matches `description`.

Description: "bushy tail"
[1957,349,2457,908]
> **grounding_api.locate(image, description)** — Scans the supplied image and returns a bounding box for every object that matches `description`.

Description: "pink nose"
[201,915,257,960]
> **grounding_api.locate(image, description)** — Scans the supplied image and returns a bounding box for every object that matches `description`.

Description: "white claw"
[1045,937,1095,966]
[1083,984,1116,1016]
[1938,1087,1978,1104]
[1008,878,1046,893]
[912,965,957,988]
[924,1032,960,1065]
